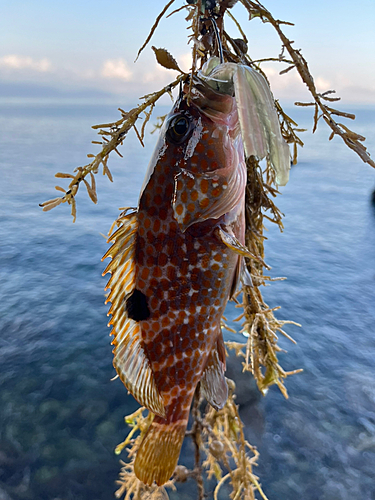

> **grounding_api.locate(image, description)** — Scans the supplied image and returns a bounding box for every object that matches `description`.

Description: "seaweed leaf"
[151,46,183,72]
[135,0,176,61]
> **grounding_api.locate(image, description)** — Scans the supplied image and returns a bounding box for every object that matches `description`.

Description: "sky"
[1,0,375,104]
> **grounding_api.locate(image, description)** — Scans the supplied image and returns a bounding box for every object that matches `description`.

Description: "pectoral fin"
[216,225,254,258]
[201,336,228,411]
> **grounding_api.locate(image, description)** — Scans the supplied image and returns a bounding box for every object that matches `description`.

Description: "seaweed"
[41,1,374,499]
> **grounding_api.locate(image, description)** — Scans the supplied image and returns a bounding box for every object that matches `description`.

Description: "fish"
[102,58,290,486]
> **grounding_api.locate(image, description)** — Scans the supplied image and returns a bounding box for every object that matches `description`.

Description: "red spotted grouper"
[102,58,290,486]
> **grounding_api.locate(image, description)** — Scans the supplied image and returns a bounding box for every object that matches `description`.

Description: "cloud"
[101,59,133,81]
[0,55,51,72]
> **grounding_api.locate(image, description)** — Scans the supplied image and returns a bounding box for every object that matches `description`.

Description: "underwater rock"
[0,487,13,500]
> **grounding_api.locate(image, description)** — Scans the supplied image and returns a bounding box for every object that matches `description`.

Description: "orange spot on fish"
[153,267,162,278]
[180,191,188,203]
[158,253,168,267]
[159,208,168,220]
[181,337,189,349]
[182,214,191,225]
[214,253,222,262]
[154,194,163,206]
[141,268,150,280]
[180,261,189,275]
[166,356,175,368]
[201,159,208,169]
[160,279,169,291]
[195,142,205,154]
[211,161,218,169]
[211,187,221,197]
[167,266,176,281]
[161,317,170,327]
[150,297,158,309]
[207,149,215,158]
[190,190,198,201]
[186,178,195,189]
[144,218,151,229]
[153,219,161,232]
[200,179,209,194]
[187,203,195,213]
[138,279,145,289]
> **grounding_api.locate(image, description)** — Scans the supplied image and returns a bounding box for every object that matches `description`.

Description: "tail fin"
[134,417,187,486]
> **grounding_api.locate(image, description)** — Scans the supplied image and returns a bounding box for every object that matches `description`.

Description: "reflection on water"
[0,102,374,500]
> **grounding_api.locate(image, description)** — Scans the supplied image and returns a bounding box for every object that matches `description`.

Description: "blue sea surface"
[0,100,374,500]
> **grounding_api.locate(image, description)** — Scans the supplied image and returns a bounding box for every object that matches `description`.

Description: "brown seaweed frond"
[221,26,306,165]
[238,0,375,169]
[202,382,268,500]
[40,75,183,221]
[135,0,177,62]
[239,156,302,397]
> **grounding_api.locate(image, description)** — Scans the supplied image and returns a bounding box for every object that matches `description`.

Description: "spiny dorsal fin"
[201,336,228,411]
[102,211,165,418]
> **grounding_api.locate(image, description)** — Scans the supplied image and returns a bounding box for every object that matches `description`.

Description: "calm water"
[0,100,374,500]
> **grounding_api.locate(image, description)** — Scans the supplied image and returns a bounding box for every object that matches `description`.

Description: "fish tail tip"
[134,419,186,486]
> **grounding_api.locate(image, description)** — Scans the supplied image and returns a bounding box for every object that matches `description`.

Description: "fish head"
[139,74,247,234]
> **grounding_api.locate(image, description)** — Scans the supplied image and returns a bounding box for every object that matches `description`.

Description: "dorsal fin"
[200,335,228,411]
[102,211,165,418]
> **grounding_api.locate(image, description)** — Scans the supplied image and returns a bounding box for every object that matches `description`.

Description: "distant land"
[0,81,116,100]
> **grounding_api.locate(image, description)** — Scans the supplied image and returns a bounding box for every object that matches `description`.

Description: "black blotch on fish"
[126,289,151,321]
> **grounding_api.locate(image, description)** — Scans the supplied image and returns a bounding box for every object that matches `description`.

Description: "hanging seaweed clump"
[41,1,374,499]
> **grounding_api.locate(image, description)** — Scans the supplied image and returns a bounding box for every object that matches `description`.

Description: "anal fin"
[201,336,228,411]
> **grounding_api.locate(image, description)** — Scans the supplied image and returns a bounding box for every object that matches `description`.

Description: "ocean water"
[0,100,374,500]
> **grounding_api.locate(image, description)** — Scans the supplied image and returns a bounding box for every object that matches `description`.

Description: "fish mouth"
[183,75,235,118]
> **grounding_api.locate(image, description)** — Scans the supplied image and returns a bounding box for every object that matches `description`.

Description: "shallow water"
[0,101,374,500]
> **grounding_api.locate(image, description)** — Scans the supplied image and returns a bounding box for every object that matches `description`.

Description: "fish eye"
[166,115,191,144]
